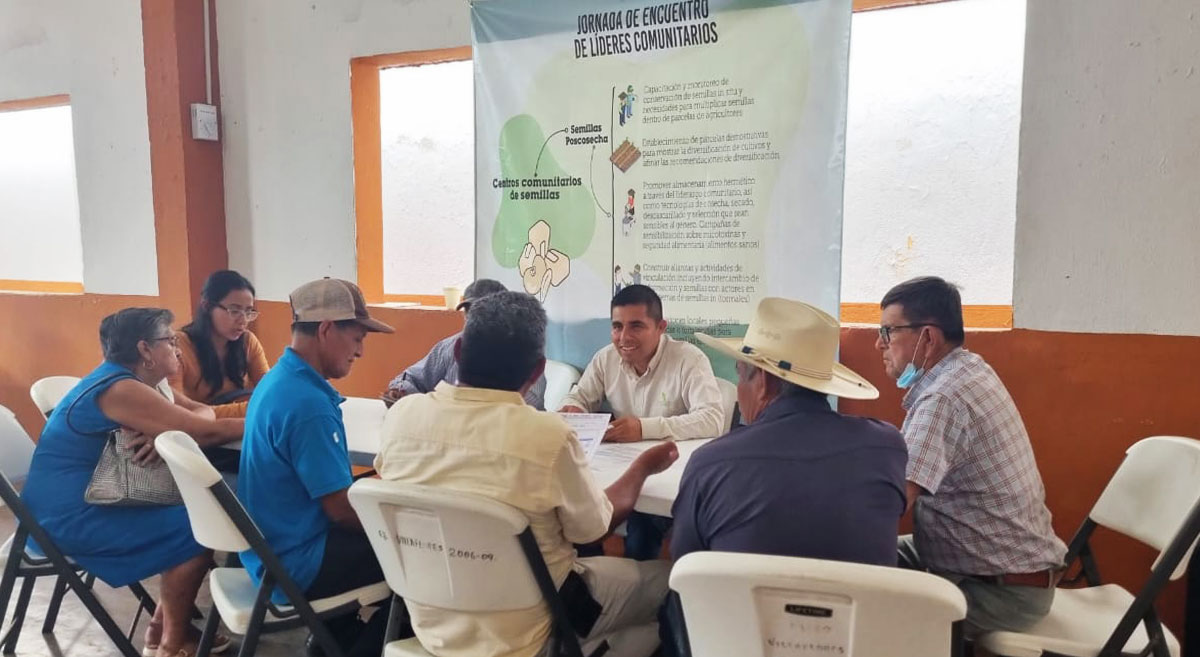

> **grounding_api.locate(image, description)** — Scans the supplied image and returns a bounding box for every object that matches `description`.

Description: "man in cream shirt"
[560,284,724,559]
[375,291,679,657]
[559,284,724,442]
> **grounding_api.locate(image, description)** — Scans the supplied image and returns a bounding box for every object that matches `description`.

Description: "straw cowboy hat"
[695,298,879,400]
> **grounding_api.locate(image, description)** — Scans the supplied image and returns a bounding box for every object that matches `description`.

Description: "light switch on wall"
[190,103,219,141]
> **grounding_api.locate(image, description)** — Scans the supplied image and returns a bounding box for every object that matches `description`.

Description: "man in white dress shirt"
[561,284,724,558]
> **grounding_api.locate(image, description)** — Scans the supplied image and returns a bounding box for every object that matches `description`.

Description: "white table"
[220,406,712,517]
[587,438,713,518]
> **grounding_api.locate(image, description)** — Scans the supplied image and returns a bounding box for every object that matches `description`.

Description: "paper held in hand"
[557,412,610,460]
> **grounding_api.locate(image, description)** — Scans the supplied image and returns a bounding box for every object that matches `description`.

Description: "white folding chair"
[978,436,1200,657]
[715,378,739,432]
[347,478,601,657]
[29,376,81,417]
[339,396,387,466]
[155,431,390,657]
[670,551,967,657]
[543,360,581,412]
[0,404,150,657]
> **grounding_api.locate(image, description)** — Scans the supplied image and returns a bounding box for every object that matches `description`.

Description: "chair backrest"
[154,430,250,553]
[339,396,386,455]
[1089,436,1200,580]
[716,378,738,432]
[347,478,545,612]
[30,376,81,417]
[543,360,581,411]
[0,404,37,491]
[670,551,967,657]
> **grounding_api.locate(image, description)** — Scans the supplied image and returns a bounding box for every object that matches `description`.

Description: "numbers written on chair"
[396,534,496,562]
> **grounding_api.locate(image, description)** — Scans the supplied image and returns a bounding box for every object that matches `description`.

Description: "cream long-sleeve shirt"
[561,334,725,440]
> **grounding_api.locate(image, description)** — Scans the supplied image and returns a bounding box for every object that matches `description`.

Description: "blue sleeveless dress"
[21,361,205,587]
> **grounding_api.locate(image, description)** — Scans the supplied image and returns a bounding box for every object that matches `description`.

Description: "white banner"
[473,0,851,375]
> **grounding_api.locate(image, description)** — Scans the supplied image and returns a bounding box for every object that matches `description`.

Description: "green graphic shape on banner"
[491,114,596,268]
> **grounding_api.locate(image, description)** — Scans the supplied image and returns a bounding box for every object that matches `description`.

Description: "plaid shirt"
[388,332,546,410]
[903,348,1066,575]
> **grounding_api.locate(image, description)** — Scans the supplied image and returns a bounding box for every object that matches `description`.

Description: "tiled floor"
[0,509,310,657]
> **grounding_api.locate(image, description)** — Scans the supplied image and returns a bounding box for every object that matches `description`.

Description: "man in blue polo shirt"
[239,278,394,656]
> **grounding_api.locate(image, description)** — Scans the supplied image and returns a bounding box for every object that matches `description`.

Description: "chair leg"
[41,574,69,634]
[383,594,409,643]
[0,528,29,625]
[195,604,222,657]
[128,581,157,615]
[236,585,272,657]
[1,576,35,654]
[63,571,141,657]
[125,581,156,642]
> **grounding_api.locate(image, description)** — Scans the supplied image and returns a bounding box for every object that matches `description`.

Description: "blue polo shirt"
[238,347,352,602]
[671,391,908,566]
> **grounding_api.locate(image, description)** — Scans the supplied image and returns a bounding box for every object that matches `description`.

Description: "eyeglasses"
[217,303,259,322]
[877,323,939,346]
[147,335,179,348]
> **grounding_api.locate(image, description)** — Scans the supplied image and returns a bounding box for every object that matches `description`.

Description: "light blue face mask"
[896,362,923,389]
[896,329,930,389]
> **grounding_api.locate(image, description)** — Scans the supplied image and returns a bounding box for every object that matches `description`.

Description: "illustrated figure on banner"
[621,189,636,236]
[519,220,571,302]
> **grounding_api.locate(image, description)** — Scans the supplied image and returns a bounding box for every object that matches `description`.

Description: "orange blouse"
[169,330,270,418]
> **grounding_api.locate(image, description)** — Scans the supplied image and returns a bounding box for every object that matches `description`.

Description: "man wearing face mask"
[877,276,1066,638]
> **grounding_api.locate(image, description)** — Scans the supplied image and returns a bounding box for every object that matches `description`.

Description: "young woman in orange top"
[169,270,269,419]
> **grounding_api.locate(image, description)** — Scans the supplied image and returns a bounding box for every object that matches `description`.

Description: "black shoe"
[304,632,327,657]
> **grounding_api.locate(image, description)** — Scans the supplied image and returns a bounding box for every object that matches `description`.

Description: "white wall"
[842,0,1025,305]
[0,0,158,295]
[217,0,472,301]
[380,61,474,296]
[0,105,83,283]
[1014,0,1200,336]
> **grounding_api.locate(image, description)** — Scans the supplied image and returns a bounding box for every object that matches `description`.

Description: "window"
[352,47,473,306]
[0,95,84,293]
[841,0,1024,327]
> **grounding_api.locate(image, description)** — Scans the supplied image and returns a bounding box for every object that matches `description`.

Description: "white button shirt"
[561,334,725,440]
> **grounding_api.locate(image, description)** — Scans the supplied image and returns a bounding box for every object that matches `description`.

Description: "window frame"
[350,46,473,306]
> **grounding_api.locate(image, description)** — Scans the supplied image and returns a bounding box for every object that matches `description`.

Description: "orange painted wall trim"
[0,280,84,294]
[351,46,472,303]
[382,293,449,307]
[0,94,70,112]
[841,302,1013,328]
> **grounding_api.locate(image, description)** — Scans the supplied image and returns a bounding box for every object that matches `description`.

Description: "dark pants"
[623,512,672,561]
[305,528,392,657]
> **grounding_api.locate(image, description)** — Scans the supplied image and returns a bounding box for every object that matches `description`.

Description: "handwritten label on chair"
[756,589,853,656]
[394,509,455,596]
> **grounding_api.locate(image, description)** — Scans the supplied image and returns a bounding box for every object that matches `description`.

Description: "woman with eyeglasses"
[169,270,269,419]
[22,307,242,657]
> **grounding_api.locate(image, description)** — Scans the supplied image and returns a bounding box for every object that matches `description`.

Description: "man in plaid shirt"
[876,276,1066,637]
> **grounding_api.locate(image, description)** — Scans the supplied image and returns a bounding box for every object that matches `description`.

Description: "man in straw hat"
[670,297,908,564]
[877,276,1065,636]
[239,278,396,655]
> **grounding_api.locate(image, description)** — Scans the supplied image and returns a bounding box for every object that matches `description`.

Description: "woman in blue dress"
[22,308,244,657]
